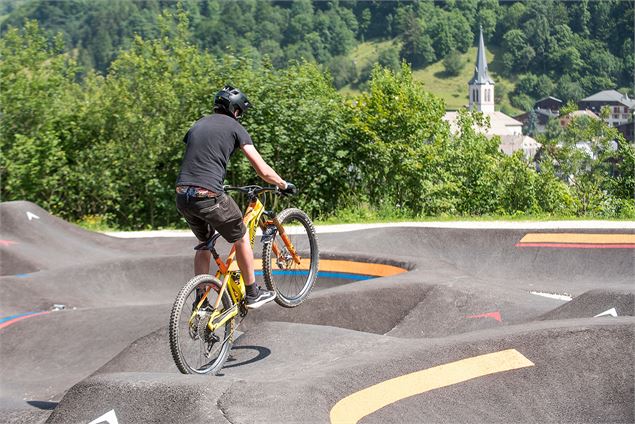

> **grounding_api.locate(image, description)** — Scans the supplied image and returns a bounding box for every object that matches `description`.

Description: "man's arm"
[240,144,287,189]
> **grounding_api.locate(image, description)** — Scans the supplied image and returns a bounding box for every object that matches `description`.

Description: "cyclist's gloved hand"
[280,181,298,196]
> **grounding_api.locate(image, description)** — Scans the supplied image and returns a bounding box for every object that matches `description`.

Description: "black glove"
[280,182,298,196]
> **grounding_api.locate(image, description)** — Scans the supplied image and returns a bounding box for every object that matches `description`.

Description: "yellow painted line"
[248,259,406,277]
[519,233,635,244]
[330,349,534,424]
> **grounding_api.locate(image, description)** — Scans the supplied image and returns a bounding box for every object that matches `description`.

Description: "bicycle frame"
[193,191,303,333]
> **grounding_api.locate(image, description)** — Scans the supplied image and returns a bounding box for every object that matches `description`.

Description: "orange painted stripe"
[516,242,635,249]
[246,259,406,277]
[319,260,406,277]
[519,233,635,245]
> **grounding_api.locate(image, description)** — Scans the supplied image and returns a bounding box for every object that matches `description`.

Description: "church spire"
[468,25,495,112]
[469,26,494,85]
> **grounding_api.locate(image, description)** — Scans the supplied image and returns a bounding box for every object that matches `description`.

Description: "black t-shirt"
[176,113,253,192]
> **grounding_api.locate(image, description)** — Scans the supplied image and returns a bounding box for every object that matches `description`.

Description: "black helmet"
[214,85,251,118]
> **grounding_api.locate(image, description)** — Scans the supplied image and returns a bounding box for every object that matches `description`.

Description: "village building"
[558,109,600,127]
[514,96,563,134]
[578,89,635,128]
[443,27,540,159]
[616,121,634,143]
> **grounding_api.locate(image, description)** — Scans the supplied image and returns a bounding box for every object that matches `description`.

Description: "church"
[443,28,540,159]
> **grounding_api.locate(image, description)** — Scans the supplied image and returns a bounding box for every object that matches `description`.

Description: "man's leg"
[234,231,255,285]
[234,230,276,308]
[194,249,211,275]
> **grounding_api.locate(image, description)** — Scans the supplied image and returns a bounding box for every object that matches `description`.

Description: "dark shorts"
[176,192,246,243]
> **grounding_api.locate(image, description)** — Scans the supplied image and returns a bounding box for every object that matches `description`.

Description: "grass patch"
[314,203,629,225]
[411,46,520,113]
[75,215,117,232]
[349,38,398,69]
[340,41,521,115]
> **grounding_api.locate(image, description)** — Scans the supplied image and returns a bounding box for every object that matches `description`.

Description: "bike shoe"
[245,287,277,309]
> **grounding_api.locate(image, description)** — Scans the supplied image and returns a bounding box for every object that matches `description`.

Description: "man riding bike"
[176,85,296,309]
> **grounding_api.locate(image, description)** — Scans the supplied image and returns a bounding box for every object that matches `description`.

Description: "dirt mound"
[386,284,560,338]
[47,319,634,424]
[540,288,635,320]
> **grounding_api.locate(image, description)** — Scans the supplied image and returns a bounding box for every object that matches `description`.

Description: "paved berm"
[1,200,633,424]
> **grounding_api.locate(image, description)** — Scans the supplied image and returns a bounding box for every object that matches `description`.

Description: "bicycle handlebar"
[223,184,284,197]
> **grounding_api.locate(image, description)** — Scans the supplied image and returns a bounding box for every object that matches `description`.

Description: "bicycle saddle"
[194,231,222,251]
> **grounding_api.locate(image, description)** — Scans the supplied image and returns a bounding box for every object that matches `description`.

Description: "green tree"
[524,110,538,137]
[442,50,464,77]
[285,0,314,44]
[358,8,371,41]
[537,113,632,216]
[328,55,357,89]
[0,21,82,214]
[377,47,400,73]
[399,15,435,68]
[500,29,535,75]
[346,63,448,213]
[556,75,585,103]
[236,61,351,217]
[569,0,591,37]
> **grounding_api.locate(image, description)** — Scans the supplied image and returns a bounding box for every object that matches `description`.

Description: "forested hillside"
[1,0,633,109]
[1,1,633,228]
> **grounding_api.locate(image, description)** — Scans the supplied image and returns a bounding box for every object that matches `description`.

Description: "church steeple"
[468,26,495,113]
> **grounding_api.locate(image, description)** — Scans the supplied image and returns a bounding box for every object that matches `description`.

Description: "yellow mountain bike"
[169,185,319,375]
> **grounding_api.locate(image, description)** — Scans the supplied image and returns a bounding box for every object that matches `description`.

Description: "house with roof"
[559,109,600,127]
[534,96,564,114]
[443,27,540,159]
[616,121,634,143]
[578,90,635,128]
[514,96,563,134]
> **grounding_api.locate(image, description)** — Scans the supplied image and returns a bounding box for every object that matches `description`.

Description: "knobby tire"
[262,208,319,308]
[169,274,234,375]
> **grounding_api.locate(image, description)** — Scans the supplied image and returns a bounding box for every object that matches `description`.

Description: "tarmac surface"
[0,200,633,424]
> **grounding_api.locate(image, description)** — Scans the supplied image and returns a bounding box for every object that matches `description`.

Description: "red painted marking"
[0,311,51,330]
[466,311,502,322]
[516,243,635,249]
[0,240,17,247]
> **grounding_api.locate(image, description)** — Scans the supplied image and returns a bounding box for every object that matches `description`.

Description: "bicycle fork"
[262,216,302,266]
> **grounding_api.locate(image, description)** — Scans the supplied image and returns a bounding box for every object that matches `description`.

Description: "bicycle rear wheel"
[262,208,319,308]
[169,274,234,375]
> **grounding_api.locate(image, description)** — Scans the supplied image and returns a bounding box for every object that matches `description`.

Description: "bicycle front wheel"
[169,274,234,375]
[262,208,319,308]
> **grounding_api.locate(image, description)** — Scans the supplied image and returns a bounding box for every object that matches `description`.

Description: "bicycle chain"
[208,302,248,351]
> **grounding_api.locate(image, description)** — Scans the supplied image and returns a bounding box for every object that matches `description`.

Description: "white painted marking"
[529,291,573,301]
[26,211,40,221]
[88,409,119,424]
[594,307,618,318]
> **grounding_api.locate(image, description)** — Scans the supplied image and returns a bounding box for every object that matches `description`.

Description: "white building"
[578,89,635,128]
[443,27,540,160]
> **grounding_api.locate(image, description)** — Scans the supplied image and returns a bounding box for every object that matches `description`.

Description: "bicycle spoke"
[170,276,234,374]
[263,208,319,308]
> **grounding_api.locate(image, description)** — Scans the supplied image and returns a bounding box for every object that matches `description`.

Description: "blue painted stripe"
[14,274,30,278]
[0,311,40,324]
[317,271,371,281]
[255,270,372,281]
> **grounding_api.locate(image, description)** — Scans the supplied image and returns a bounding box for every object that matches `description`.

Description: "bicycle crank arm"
[208,304,239,331]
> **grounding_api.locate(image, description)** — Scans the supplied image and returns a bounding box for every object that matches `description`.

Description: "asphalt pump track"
[0,201,633,423]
